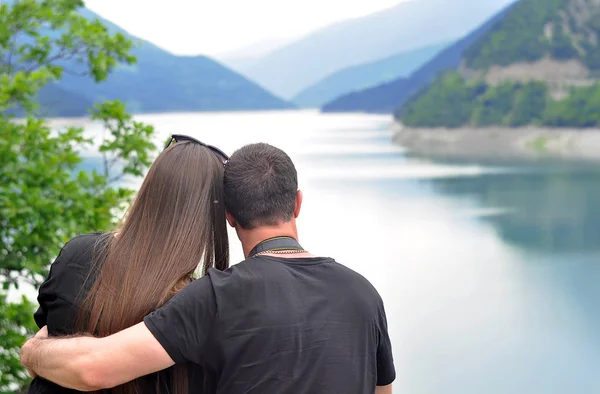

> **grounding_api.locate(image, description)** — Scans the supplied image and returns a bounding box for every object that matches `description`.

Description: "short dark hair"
[224,143,298,229]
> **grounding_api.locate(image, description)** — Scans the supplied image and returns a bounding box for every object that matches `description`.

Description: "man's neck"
[238,223,299,258]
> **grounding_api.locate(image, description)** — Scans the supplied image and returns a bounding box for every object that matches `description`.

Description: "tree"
[0,1,157,392]
[507,81,548,126]
[397,72,481,128]
[463,0,565,69]
[395,71,600,129]
[544,83,600,128]
[471,82,519,126]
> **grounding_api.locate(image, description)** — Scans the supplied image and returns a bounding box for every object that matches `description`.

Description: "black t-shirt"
[144,255,395,394]
[28,232,213,394]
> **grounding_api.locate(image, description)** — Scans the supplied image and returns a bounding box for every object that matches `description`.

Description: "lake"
[71,110,600,393]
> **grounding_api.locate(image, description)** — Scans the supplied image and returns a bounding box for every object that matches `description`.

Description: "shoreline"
[391,123,600,162]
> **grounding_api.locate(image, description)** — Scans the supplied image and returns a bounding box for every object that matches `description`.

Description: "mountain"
[321,3,517,114]
[57,8,292,114]
[7,84,94,118]
[397,0,600,128]
[23,5,292,117]
[57,51,293,114]
[36,85,95,117]
[218,37,296,72]
[292,41,450,108]
[240,0,518,99]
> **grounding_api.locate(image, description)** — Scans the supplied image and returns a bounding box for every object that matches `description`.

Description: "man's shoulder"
[327,260,383,299]
[205,256,284,282]
[212,255,336,274]
[208,256,381,299]
[205,255,336,286]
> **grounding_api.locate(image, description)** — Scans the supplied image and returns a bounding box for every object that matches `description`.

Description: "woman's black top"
[28,232,215,394]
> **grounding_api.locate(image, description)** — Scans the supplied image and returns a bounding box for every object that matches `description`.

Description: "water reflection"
[424,165,600,254]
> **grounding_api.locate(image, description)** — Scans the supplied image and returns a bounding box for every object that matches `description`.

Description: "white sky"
[84,0,407,57]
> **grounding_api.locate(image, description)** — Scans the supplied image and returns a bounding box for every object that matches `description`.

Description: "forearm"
[21,335,105,391]
[376,384,392,394]
[21,322,176,391]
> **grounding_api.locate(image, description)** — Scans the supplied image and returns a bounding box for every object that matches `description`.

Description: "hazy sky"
[84,0,407,57]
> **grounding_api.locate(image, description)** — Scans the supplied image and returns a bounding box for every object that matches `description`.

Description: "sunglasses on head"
[164,134,229,164]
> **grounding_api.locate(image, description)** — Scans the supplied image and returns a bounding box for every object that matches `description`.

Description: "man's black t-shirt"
[144,255,395,394]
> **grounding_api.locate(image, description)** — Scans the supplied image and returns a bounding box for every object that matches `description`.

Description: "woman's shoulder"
[61,231,106,258]
[63,231,106,249]
[52,231,107,272]
[34,232,109,333]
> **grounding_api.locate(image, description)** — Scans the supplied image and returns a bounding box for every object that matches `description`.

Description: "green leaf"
[0,1,155,389]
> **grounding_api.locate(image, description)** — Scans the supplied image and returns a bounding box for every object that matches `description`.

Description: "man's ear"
[226,211,236,228]
[294,190,303,218]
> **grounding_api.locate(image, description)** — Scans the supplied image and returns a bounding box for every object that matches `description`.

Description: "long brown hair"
[78,141,230,394]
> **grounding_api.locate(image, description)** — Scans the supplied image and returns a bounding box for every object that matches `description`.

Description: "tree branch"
[5,30,20,74]
[105,154,123,179]
[61,67,88,77]
[23,45,88,73]
[108,173,125,184]
[102,128,109,179]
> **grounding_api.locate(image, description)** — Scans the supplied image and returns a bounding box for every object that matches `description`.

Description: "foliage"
[396,71,600,128]
[507,81,548,126]
[322,0,600,116]
[464,0,600,71]
[583,11,600,70]
[471,82,521,126]
[0,0,135,114]
[92,100,156,183]
[464,0,563,69]
[0,1,156,392]
[395,0,600,128]
[398,72,482,127]
[544,83,600,127]
[550,30,579,60]
[0,294,37,393]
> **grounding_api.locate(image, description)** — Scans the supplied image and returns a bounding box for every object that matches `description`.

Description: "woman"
[28,135,230,394]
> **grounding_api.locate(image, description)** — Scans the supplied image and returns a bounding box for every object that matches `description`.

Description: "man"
[21,143,395,394]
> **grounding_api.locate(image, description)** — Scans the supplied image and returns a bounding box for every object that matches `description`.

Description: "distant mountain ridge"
[321,3,518,114]
[292,41,451,108]
[33,6,292,116]
[397,0,600,128]
[218,37,296,72]
[36,85,94,117]
[241,0,518,99]
[462,0,600,71]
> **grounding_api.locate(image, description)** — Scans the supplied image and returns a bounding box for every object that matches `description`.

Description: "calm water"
[71,111,600,393]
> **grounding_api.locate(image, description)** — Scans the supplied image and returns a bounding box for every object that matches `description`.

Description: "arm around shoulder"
[21,328,105,391]
[21,322,175,391]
